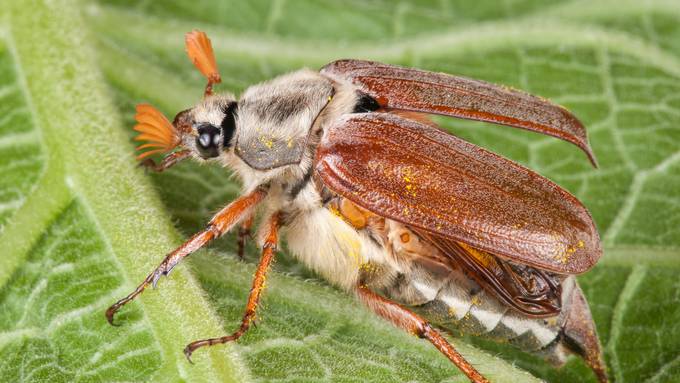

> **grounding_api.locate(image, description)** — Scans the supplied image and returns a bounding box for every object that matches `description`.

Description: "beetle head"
[132,31,334,178]
[176,94,238,161]
[132,93,237,163]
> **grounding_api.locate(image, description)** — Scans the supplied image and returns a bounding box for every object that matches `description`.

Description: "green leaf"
[0,2,240,382]
[2,1,679,382]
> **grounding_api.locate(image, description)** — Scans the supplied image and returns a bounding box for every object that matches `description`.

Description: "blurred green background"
[1,1,679,382]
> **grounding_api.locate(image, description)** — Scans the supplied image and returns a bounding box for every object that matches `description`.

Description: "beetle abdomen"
[310,197,604,376]
[360,218,595,368]
[418,273,572,353]
[373,259,565,353]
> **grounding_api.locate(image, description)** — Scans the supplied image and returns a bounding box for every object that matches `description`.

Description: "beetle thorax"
[225,69,361,194]
[230,69,334,172]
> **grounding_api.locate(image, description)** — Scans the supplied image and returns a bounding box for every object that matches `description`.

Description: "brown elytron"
[321,59,598,166]
[316,112,601,274]
[107,29,608,383]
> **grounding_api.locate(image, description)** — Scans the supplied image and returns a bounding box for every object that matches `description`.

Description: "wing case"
[315,113,601,274]
[321,59,597,166]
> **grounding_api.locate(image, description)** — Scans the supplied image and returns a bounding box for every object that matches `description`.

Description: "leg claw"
[184,345,195,364]
[105,306,120,326]
[151,267,167,289]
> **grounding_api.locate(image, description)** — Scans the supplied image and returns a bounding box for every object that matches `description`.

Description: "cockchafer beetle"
[106,30,607,383]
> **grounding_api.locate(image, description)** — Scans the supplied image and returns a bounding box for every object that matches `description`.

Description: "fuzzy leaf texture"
[1,1,679,382]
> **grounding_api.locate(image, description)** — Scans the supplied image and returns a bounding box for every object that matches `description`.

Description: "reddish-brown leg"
[139,149,191,172]
[357,285,489,383]
[184,212,280,362]
[237,214,254,260]
[105,188,267,325]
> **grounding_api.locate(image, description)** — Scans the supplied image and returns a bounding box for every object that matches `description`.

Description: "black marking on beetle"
[392,272,407,289]
[278,210,296,227]
[560,327,589,359]
[353,92,381,113]
[365,229,383,248]
[541,329,566,352]
[221,101,238,149]
[316,185,336,206]
[267,94,307,122]
[290,166,314,200]
[257,92,309,124]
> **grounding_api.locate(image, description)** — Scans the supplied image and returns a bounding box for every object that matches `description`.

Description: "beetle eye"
[195,123,220,158]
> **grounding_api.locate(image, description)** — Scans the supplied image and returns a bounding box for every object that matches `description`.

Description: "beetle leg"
[236,214,254,260]
[184,212,280,362]
[139,149,191,173]
[105,188,267,325]
[357,284,489,383]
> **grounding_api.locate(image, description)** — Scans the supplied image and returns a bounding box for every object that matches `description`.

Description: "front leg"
[139,149,191,172]
[184,212,280,362]
[357,285,489,383]
[105,187,267,325]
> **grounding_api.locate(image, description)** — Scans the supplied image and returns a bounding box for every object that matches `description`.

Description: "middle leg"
[184,211,281,361]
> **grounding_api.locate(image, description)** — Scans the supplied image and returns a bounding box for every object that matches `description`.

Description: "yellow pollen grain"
[329,206,342,218]
[259,135,274,149]
[333,221,363,268]
[359,262,378,274]
[401,167,418,197]
[555,244,572,264]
